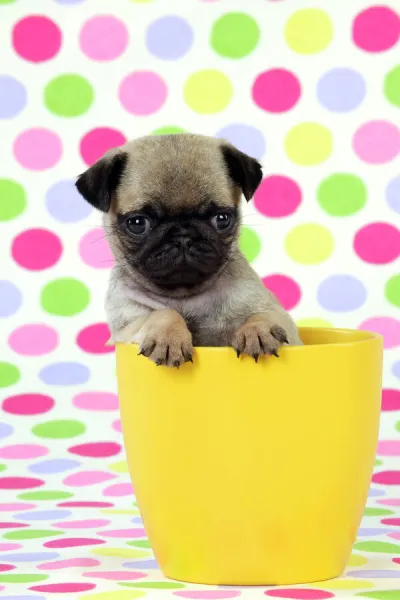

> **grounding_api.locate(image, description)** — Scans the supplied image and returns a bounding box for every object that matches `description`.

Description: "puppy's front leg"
[232,311,301,361]
[135,309,193,367]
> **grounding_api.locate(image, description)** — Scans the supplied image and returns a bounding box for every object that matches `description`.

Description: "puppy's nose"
[174,237,192,249]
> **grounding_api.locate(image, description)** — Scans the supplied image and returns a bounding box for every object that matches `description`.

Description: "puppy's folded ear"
[221,144,263,201]
[75,150,128,213]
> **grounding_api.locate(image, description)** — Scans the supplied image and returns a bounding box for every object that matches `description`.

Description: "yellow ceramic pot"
[116,327,383,586]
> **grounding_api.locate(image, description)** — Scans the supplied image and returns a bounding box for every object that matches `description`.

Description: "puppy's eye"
[211,212,232,231]
[126,215,152,235]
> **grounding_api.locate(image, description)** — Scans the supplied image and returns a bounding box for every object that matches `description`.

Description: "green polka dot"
[0,464,6,472]
[385,275,400,308]
[354,541,400,554]
[91,547,149,559]
[239,226,262,263]
[317,174,367,216]
[127,540,151,549]
[44,74,94,117]
[285,123,332,166]
[184,70,233,114]
[358,592,400,600]
[83,591,146,600]
[375,458,383,466]
[347,554,368,566]
[285,9,333,55]
[0,362,20,388]
[41,278,90,316]
[32,419,86,439]
[3,529,63,540]
[0,0,17,4]
[211,13,260,59]
[396,420,400,433]
[0,573,48,583]
[384,66,400,108]
[119,582,185,589]
[152,126,186,135]
[18,490,73,501]
[0,179,26,221]
[285,224,334,265]
[364,507,394,517]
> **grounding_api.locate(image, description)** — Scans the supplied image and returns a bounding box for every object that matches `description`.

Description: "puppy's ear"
[75,151,128,213]
[221,145,263,201]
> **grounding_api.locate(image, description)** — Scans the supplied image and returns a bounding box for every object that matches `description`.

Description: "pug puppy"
[76,134,302,366]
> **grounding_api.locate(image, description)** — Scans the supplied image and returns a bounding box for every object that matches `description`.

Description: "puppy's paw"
[139,326,193,368]
[232,321,288,362]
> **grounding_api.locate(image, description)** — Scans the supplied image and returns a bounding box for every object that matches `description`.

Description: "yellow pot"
[116,327,383,586]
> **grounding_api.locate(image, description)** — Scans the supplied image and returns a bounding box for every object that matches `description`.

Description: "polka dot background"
[1,0,400,597]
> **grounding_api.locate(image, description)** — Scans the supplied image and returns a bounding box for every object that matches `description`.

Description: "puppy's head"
[76,134,262,294]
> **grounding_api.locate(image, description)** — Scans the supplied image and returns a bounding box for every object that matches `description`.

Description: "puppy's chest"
[180,306,242,347]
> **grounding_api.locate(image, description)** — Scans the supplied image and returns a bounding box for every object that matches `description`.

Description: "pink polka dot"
[14,128,62,170]
[119,71,168,115]
[112,419,122,433]
[359,317,400,349]
[54,519,110,529]
[73,392,119,412]
[378,498,400,506]
[381,517,400,526]
[80,16,128,61]
[63,470,116,487]
[2,393,55,416]
[0,477,44,490]
[44,537,105,548]
[80,127,127,166]
[175,594,241,600]
[68,442,122,458]
[0,522,28,529]
[394,557,400,564]
[262,274,301,311]
[388,531,400,540]
[29,583,96,594]
[0,565,15,572]
[0,503,36,511]
[372,471,400,485]
[377,441,400,457]
[0,444,48,460]
[12,228,63,270]
[76,323,114,354]
[382,389,400,411]
[8,324,58,356]
[100,528,145,538]
[58,501,113,508]
[252,69,301,113]
[38,558,100,570]
[254,175,302,218]
[12,16,61,63]
[79,228,114,269]
[353,6,400,53]
[83,571,146,580]
[265,591,334,600]
[0,543,23,551]
[353,121,400,164]
[354,223,400,264]
[103,483,134,497]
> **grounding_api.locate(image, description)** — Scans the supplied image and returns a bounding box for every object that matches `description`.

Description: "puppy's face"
[76,134,262,294]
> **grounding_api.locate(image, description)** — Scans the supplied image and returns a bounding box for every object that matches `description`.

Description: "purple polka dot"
[216,124,266,160]
[28,459,81,475]
[0,76,27,118]
[0,552,60,562]
[317,275,367,311]
[39,362,90,386]
[386,176,400,214]
[124,559,159,569]
[0,281,22,317]
[46,180,92,223]
[0,423,13,440]
[317,68,366,112]
[15,510,72,521]
[146,16,193,60]
[54,0,85,3]
[348,569,400,578]
[358,528,394,536]
[131,516,143,524]
[2,597,46,600]
[393,361,400,379]
[369,487,386,497]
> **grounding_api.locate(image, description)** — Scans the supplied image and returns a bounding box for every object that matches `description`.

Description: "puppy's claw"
[253,354,259,363]
[155,358,163,366]
[236,349,241,359]
[283,336,289,344]
[173,360,180,369]
[271,349,279,358]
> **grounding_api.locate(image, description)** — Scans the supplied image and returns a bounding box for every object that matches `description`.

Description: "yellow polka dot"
[285,223,334,265]
[297,318,333,328]
[80,591,145,600]
[90,547,149,559]
[108,460,129,473]
[285,123,332,166]
[347,554,368,566]
[129,0,152,3]
[100,509,139,516]
[314,579,374,590]
[285,9,333,54]
[184,70,233,114]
